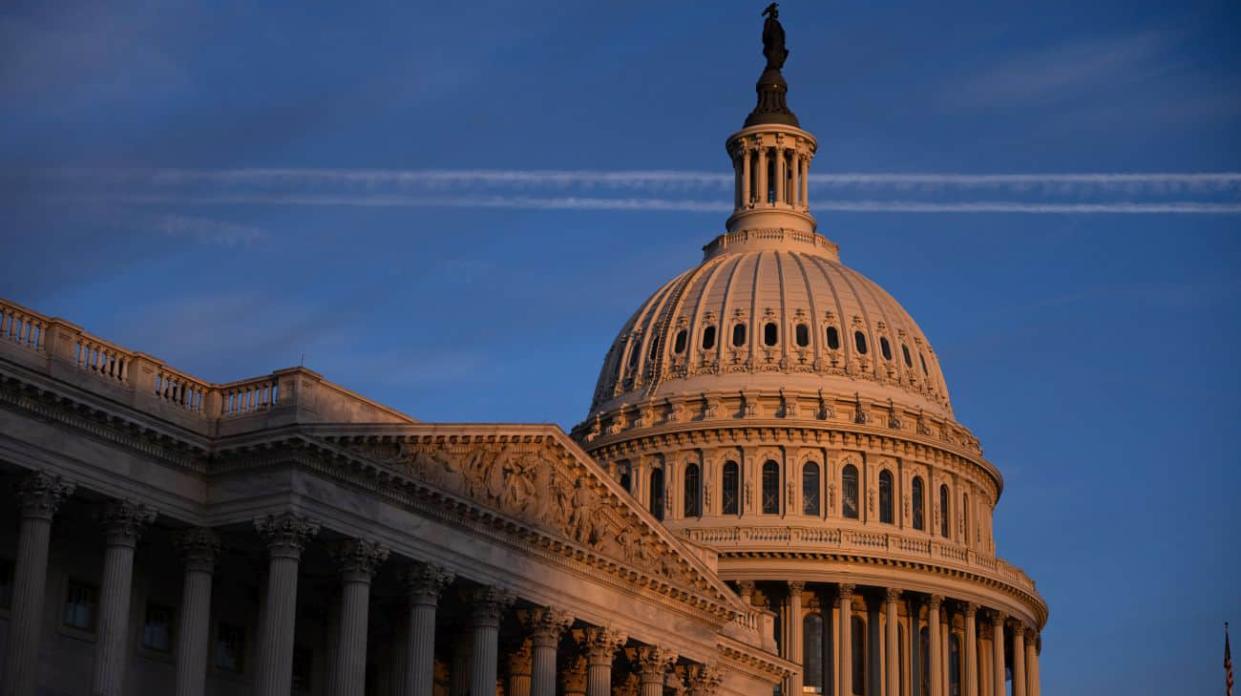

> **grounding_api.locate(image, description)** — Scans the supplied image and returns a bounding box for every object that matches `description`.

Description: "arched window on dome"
[854,331,869,355]
[673,329,687,354]
[732,323,747,347]
[648,336,660,362]
[702,325,717,351]
[879,469,894,524]
[804,613,824,693]
[683,463,701,518]
[762,461,780,514]
[763,322,778,347]
[796,323,810,348]
[650,468,665,521]
[920,352,929,375]
[880,336,893,361]
[912,476,925,531]
[826,326,841,350]
[802,462,820,516]
[939,484,950,538]
[626,342,640,370]
[722,461,740,515]
[902,343,913,368]
[842,464,860,520]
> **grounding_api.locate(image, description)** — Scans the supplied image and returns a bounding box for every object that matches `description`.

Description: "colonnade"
[732,140,812,211]
[0,471,725,696]
[742,580,1041,696]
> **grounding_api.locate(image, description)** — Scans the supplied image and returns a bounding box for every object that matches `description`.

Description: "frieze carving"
[342,438,694,585]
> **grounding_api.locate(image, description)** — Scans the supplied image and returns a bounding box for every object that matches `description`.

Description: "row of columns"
[754,580,1041,696]
[0,470,726,696]
[734,143,811,211]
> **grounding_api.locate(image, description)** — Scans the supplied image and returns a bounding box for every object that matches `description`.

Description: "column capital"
[627,645,678,685]
[1024,626,1038,641]
[330,538,390,582]
[737,580,755,603]
[787,580,805,595]
[254,512,319,559]
[99,500,157,546]
[173,527,221,573]
[682,663,724,696]
[404,561,455,603]
[837,583,856,600]
[1006,618,1026,633]
[962,601,978,618]
[927,593,944,610]
[885,586,903,603]
[991,609,1008,625]
[15,470,75,520]
[578,626,629,666]
[465,585,516,627]
[518,606,574,648]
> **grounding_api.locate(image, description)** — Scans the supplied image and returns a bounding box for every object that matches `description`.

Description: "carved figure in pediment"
[410,450,466,494]
[501,452,539,514]
[568,479,599,545]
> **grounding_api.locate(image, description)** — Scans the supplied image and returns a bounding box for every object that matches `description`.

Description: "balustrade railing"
[0,304,46,350]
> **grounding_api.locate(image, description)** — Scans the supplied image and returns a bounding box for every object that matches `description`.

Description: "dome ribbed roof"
[587,230,952,420]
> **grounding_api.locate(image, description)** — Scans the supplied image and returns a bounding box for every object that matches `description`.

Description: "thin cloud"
[147,214,267,246]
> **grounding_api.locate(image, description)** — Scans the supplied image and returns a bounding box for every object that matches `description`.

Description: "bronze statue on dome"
[761,3,788,70]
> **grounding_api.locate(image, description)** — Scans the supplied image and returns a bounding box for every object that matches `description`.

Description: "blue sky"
[2,1,1239,693]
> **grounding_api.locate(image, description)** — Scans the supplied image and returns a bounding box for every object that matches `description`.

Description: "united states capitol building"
[0,10,1045,696]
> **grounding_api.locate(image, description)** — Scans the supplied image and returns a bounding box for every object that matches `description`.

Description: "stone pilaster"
[1025,630,1040,696]
[331,539,389,696]
[838,584,855,696]
[2,471,75,696]
[466,586,516,696]
[787,581,805,696]
[519,607,574,696]
[93,500,157,696]
[885,588,901,696]
[580,626,627,696]
[927,595,943,696]
[253,512,319,696]
[991,612,1006,696]
[964,603,978,696]
[404,562,454,696]
[173,528,221,696]
[628,645,677,696]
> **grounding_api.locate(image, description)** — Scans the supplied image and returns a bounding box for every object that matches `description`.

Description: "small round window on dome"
[673,329,687,354]
[826,326,840,350]
[795,323,810,347]
[763,322,778,347]
[702,325,717,350]
[902,344,913,368]
[732,323,747,347]
[854,331,868,354]
[880,337,892,361]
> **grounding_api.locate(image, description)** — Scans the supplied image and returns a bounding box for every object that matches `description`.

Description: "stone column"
[964,604,978,696]
[742,147,753,206]
[466,586,515,696]
[757,146,769,205]
[404,562,454,696]
[92,500,157,696]
[2,471,74,696]
[990,613,1005,696]
[907,595,921,696]
[581,626,627,696]
[253,512,319,696]
[1026,630,1040,696]
[1010,623,1026,696]
[801,154,810,208]
[507,641,533,696]
[838,584,855,696]
[629,646,677,696]
[884,589,900,696]
[331,539,390,696]
[926,595,942,696]
[519,607,573,696]
[173,528,221,696]
[788,582,805,696]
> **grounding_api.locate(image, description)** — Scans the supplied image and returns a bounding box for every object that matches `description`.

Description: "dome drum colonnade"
[574,7,1045,695]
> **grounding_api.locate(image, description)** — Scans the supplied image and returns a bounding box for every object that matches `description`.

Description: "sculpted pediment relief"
[330,430,709,592]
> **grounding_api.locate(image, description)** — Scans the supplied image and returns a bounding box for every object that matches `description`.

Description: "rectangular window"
[0,558,14,609]
[63,580,98,631]
[142,603,175,653]
[214,622,246,673]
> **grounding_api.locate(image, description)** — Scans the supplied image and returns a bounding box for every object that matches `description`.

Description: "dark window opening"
[842,464,860,519]
[683,463,702,518]
[702,325,717,350]
[762,461,781,514]
[949,634,962,696]
[619,463,632,494]
[880,337,892,361]
[0,558,13,609]
[804,614,824,692]
[879,470,894,524]
[650,468,665,521]
[142,603,174,653]
[854,331,869,354]
[63,580,98,631]
[732,323,747,347]
[673,329,687,354]
[940,484,951,538]
[293,646,313,692]
[795,323,810,347]
[912,476,925,531]
[826,326,840,350]
[763,322,778,347]
[920,352,929,375]
[722,461,740,515]
[215,622,246,673]
[626,343,640,370]
[648,337,660,361]
[902,344,913,367]
[852,616,866,695]
[802,462,821,516]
